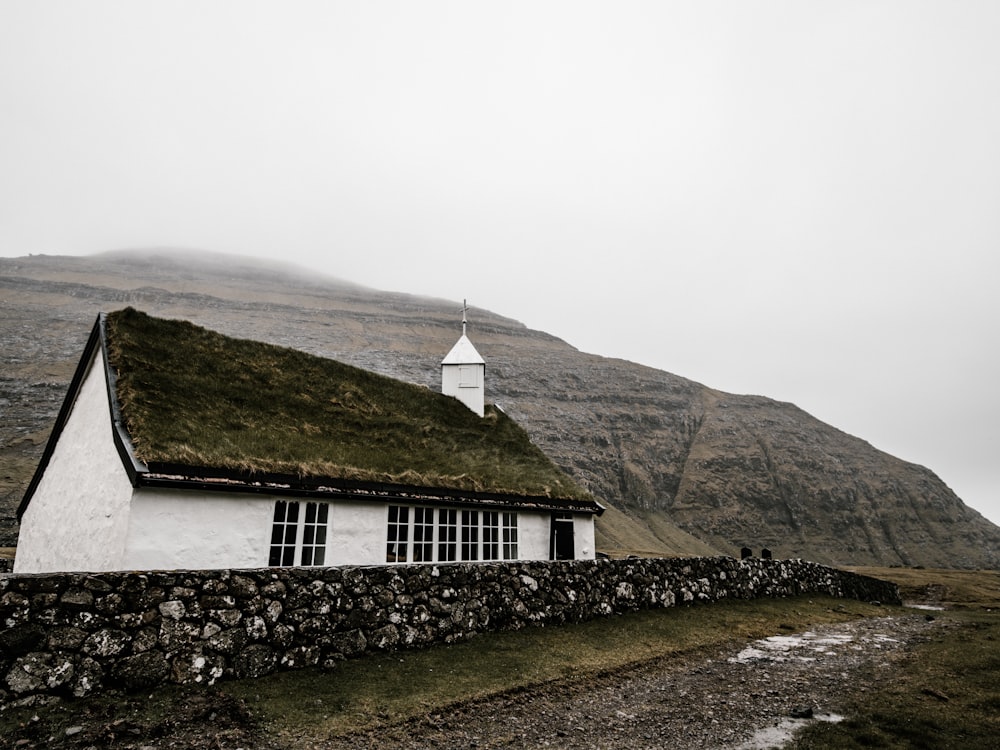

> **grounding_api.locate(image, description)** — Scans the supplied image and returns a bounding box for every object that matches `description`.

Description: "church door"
[550,513,575,560]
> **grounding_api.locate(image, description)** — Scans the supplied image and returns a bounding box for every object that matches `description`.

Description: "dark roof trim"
[138,473,603,514]
[137,465,604,515]
[17,315,103,519]
[99,313,148,484]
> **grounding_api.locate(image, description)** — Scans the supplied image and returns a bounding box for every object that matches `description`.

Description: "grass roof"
[105,308,592,501]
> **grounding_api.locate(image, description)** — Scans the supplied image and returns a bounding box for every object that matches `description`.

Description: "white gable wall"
[14,351,135,573]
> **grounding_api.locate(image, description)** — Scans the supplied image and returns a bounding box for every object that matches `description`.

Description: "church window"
[502,512,519,560]
[438,508,458,561]
[386,505,409,562]
[461,510,479,560]
[412,507,435,562]
[482,511,500,560]
[385,505,518,563]
[269,501,329,567]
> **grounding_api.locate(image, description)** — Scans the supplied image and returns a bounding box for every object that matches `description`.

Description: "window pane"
[483,511,499,561]
[271,500,328,568]
[438,508,457,562]
[502,512,519,560]
[299,502,329,567]
[461,510,479,561]
[386,505,409,563]
[270,500,299,567]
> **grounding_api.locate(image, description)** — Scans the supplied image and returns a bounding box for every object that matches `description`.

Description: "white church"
[14,307,602,574]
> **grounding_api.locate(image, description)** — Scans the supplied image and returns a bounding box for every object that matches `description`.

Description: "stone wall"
[1,557,899,705]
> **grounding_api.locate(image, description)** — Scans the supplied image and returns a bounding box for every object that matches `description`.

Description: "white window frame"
[502,511,518,560]
[386,505,410,562]
[269,500,329,567]
[385,505,519,564]
[438,508,458,562]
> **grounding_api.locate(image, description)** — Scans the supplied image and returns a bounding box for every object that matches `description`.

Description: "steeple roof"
[441,334,485,365]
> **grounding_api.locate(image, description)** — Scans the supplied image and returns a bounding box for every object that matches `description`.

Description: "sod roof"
[104,308,593,503]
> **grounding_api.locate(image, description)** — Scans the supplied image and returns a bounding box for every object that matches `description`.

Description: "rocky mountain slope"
[2,250,997,568]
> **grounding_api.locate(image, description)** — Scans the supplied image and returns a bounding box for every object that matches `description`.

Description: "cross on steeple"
[442,298,486,417]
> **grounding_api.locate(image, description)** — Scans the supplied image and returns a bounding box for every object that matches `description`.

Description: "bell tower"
[441,300,485,417]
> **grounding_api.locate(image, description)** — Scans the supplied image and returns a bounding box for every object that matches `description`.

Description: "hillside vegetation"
[1,250,998,566]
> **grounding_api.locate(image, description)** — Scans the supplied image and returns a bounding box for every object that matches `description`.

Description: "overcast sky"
[2,2,999,528]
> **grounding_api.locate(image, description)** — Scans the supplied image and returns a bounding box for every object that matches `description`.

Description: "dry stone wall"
[1,557,899,705]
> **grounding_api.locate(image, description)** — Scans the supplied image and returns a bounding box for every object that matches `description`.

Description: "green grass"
[848,566,1000,609]
[105,308,591,501]
[791,608,1000,749]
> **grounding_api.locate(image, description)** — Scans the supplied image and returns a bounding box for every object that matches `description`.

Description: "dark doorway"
[550,513,575,560]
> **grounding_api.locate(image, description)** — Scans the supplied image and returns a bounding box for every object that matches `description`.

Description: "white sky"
[2,2,999,528]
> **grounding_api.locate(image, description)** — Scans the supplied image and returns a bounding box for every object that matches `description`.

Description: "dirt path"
[318,613,942,750]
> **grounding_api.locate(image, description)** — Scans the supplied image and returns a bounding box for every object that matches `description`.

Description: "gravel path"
[324,613,941,750]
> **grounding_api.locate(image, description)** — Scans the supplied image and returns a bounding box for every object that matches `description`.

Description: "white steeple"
[441,299,486,417]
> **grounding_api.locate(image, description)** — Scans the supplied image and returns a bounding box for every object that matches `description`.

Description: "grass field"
[789,567,1000,748]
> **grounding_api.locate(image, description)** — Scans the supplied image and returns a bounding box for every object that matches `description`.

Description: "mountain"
[2,249,997,567]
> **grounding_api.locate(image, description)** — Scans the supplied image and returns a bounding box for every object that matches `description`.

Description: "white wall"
[519,512,552,560]
[326,501,388,565]
[125,498,596,570]
[126,489,275,570]
[126,495,390,569]
[441,363,485,416]
[15,351,135,573]
[574,513,596,560]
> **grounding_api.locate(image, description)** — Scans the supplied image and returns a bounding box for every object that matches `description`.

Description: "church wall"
[519,512,551,559]
[574,513,597,559]
[124,494,593,570]
[125,490,274,570]
[14,352,134,574]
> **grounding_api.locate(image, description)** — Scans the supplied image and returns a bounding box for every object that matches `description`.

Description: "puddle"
[729,628,897,665]
[729,631,854,664]
[737,712,844,749]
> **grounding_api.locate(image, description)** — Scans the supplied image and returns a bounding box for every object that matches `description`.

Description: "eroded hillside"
[2,250,997,567]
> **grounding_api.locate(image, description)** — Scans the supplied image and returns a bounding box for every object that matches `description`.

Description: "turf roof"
[105,308,592,501]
